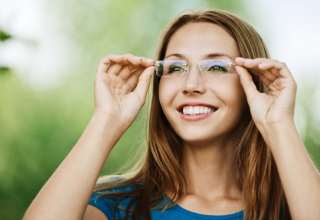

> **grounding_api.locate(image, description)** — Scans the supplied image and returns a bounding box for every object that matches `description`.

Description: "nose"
[182,65,206,95]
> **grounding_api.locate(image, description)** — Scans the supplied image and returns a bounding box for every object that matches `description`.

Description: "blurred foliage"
[0,29,11,41]
[0,66,10,75]
[0,29,11,75]
[298,81,320,167]
[0,1,319,220]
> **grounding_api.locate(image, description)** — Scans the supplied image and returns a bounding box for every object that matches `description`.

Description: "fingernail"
[235,57,244,62]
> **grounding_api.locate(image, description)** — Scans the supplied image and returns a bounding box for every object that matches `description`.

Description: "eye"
[207,64,228,73]
[200,59,232,74]
[168,64,184,74]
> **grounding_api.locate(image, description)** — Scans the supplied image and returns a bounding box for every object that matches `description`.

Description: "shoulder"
[88,175,141,219]
[94,175,142,195]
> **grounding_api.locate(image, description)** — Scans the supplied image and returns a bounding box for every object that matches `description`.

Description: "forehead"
[165,22,239,59]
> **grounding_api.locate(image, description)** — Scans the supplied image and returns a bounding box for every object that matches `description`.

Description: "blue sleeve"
[88,191,115,220]
[88,180,139,220]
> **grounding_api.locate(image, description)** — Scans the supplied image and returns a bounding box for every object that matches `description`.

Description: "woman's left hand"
[234,57,297,129]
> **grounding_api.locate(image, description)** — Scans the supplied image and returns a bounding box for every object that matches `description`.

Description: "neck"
[181,135,242,200]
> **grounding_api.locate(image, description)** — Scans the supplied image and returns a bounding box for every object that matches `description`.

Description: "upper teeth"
[182,106,214,115]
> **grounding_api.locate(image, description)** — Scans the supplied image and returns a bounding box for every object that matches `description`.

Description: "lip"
[176,102,219,122]
[179,111,214,121]
[176,102,219,112]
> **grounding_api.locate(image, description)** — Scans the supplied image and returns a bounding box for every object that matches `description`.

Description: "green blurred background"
[0,0,319,219]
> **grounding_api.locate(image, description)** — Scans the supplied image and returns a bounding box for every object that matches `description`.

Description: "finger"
[116,55,144,80]
[272,62,294,79]
[257,69,278,82]
[259,74,273,86]
[108,63,123,76]
[104,54,139,66]
[258,62,285,84]
[235,57,266,68]
[127,55,154,67]
[259,60,294,80]
[268,81,281,94]
[258,61,280,71]
[133,66,155,103]
[117,65,131,80]
[102,54,123,65]
[123,72,140,92]
[117,54,153,66]
[126,55,142,66]
[235,65,260,101]
[271,78,285,90]
[236,57,293,79]
[96,59,111,81]
[236,58,276,77]
[122,56,154,79]
[235,58,271,80]
[236,58,283,85]
[118,65,141,80]
[140,57,155,67]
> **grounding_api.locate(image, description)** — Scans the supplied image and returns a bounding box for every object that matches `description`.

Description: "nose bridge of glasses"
[171,60,204,79]
[182,62,206,91]
[184,61,202,75]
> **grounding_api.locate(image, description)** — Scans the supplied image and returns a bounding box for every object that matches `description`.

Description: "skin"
[159,22,246,214]
[235,57,320,220]
[160,21,320,219]
[23,22,320,220]
[22,54,155,220]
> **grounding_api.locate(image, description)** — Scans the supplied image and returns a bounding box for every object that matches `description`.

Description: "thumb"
[235,65,259,101]
[134,66,154,103]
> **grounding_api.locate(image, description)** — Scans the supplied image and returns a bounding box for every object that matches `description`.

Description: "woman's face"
[159,22,247,144]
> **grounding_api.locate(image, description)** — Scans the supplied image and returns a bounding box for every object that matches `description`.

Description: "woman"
[23,9,320,220]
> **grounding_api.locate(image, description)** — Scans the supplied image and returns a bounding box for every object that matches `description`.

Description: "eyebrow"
[164,53,234,60]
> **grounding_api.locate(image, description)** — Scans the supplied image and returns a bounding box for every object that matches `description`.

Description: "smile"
[177,105,219,121]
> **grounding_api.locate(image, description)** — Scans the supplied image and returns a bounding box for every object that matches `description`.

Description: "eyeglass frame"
[153,58,237,77]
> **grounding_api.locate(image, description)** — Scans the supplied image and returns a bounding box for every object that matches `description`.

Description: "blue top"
[88,183,244,220]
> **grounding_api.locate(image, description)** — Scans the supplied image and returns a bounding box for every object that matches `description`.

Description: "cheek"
[158,79,176,113]
[209,76,246,110]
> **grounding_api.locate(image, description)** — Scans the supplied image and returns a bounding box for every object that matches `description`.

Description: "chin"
[175,127,226,145]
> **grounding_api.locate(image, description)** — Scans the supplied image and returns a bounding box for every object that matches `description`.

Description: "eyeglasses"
[154,59,236,77]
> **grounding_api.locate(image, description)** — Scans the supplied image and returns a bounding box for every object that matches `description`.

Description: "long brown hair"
[94,9,291,220]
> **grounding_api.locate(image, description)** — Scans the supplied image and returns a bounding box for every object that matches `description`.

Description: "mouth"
[176,103,219,121]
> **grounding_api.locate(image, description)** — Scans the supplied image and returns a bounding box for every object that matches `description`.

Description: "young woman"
[23,9,320,220]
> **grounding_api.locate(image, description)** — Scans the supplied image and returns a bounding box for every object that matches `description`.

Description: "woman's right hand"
[94,54,155,130]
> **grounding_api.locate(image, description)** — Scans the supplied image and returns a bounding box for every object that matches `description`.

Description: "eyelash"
[168,65,184,73]
[207,65,228,72]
